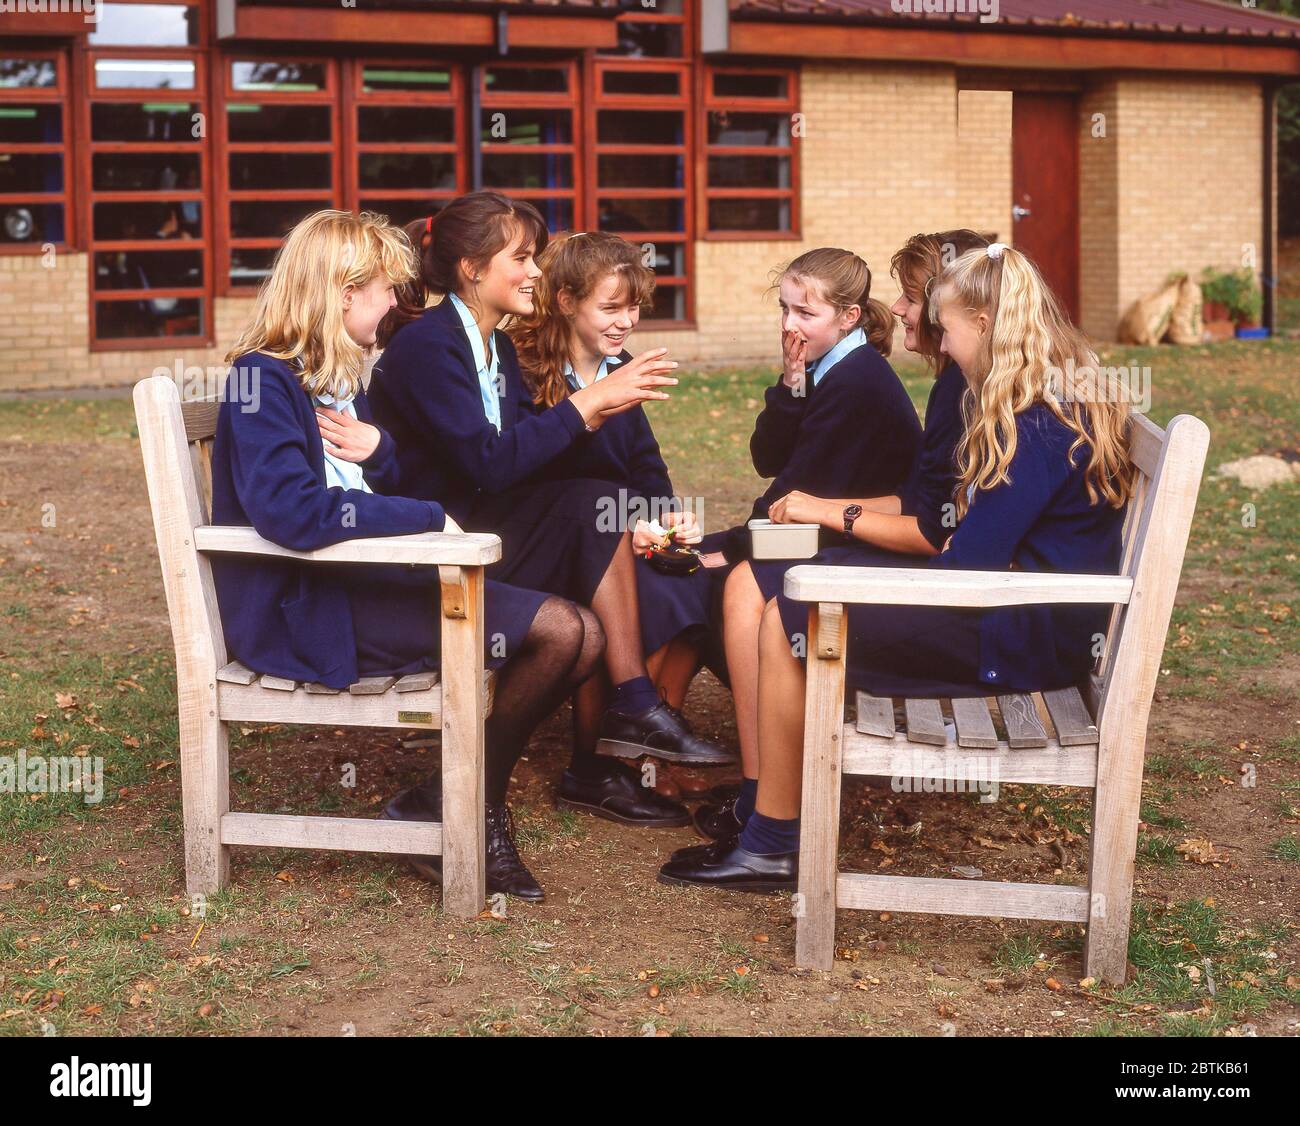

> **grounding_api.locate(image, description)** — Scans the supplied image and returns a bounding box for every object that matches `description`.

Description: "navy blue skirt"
[347,564,549,676]
[633,553,718,657]
[770,542,987,699]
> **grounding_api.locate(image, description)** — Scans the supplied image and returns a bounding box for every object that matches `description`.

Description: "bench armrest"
[193,525,502,567]
[783,565,1132,608]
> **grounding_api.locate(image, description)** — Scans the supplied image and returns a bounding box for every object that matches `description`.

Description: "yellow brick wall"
[957,89,1012,244]
[0,66,1271,389]
[1109,75,1264,342]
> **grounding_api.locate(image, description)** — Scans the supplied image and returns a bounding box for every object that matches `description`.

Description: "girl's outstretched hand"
[781,329,808,392]
[316,406,380,462]
[572,348,678,425]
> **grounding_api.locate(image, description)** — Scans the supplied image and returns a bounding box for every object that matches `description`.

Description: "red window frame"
[701,64,800,241]
[0,47,73,254]
[217,54,341,297]
[346,57,465,225]
[478,59,580,234]
[80,39,211,351]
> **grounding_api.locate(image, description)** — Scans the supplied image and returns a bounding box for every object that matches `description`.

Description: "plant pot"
[1235,326,1270,340]
[1203,300,1230,322]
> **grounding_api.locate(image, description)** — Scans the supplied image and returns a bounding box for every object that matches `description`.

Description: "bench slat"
[395,671,439,693]
[303,682,341,695]
[836,872,1089,922]
[904,698,947,746]
[854,691,895,738]
[997,693,1049,748]
[949,696,999,749]
[349,676,397,696]
[1043,687,1100,746]
[258,674,297,692]
[216,660,256,686]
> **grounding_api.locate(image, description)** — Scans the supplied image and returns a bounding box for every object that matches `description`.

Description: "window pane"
[229,246,278,287]
[361,64,450,93]
[230,199,323,239]
[707,154,789,190]
[712,72,788,100]
[232,61,327,93]
[598,153,682,190]
[0,59,57,88]
[0,104,61,143]
[597,110,682,146]
[604,23,683,58]
[95,249,204,290]
[602,70,680,97]
[643,241,685,277]
[358,198,448,229]
[92,101,197,142]
[482,153,572,191]
[647,285,685,320]
[227,103,331,143]
[95,297,203,339]
[485,67,568,94]
[94,58,196,90]
[359,152,456,191]
[597,197,683,232]
[708,198,790,232]
[0,202,64,244]
[92,152,200,191]
[229,152,331,191]
[517,198,573,233]
[0,153,63,194]
[89,4,198,47]
[480,108,572,146]
[708,111,789,147]
[94,200,202,240]
[358,105,454,144]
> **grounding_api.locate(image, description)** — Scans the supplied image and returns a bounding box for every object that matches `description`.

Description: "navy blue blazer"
[931,402,1126,692]
[898,361,967,551]
[210,352,446,689]
[528,349,675,505]
[368,297,586,519]
[722,340,922,561]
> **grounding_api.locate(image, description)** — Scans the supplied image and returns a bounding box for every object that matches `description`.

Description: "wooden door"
[1011,93,1080,322]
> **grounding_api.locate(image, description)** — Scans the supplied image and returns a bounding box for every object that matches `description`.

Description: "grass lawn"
[0,339,1296,1037]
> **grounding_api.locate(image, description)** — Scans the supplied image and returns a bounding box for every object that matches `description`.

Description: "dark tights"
[483,597,605,803]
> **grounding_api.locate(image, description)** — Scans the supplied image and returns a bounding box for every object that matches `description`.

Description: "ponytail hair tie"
[420,213,435,249]
[987,243,1008,261]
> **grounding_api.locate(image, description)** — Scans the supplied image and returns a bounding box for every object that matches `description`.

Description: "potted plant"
[1199,268,1267,339]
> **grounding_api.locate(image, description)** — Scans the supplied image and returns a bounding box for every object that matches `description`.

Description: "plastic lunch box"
[748,518,821,560]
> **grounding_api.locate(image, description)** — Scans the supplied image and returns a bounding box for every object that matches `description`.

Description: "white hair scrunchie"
[987,243,1008,261]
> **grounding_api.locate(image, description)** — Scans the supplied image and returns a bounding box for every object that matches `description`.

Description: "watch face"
[845,505,863,519]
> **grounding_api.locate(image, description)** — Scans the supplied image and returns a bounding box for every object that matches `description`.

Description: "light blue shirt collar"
[314,390,372,495]
[448,291,502,433]
[564,352,623,391]
[808,327,867,386]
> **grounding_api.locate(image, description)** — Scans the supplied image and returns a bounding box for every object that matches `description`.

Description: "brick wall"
[957,89,1013,245]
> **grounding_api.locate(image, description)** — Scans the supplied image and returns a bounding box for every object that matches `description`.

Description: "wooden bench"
[784,411,1211,984]
[134,375,502,917]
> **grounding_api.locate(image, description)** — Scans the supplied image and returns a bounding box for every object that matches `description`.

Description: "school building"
[1,0,1298,390]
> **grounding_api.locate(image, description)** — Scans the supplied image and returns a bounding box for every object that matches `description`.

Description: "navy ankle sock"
[609,675,659,715]
[734,777,758,826]
[738,810,800,856]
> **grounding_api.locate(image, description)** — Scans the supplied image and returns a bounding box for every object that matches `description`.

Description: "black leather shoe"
[556,760,691,827]
[378,784,544,902]
[597,701,736,765]
[658,837,797,894]
[692,796,745,842]
[484,803,544,902]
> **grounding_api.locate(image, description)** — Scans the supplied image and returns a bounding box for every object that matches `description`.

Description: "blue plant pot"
[1235,326,1270,339]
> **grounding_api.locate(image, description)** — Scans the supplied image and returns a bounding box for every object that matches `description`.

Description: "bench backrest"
[134,376,227,692]
[1088,411,1210,734]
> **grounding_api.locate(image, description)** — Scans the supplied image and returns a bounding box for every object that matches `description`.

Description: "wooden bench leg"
[438,565,486,918]
[795,603,846,971]
[1084,726,1145,985]
[179,692,230,897]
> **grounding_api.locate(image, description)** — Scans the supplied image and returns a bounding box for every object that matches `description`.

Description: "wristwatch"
[842,504,863,538]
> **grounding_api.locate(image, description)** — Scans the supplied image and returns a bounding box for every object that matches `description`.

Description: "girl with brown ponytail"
[368,193,732,846]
